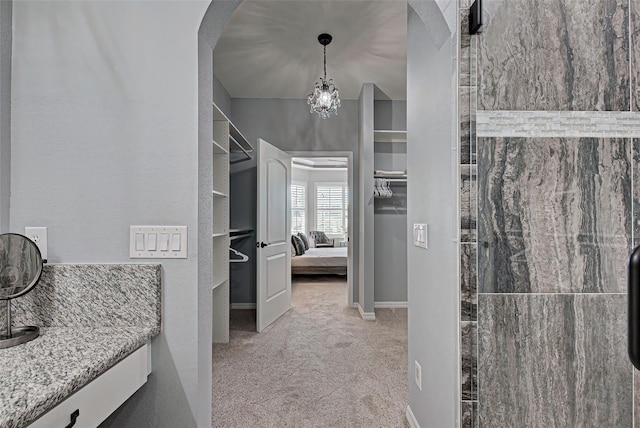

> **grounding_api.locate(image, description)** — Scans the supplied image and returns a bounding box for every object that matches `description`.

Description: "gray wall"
[374,100,407,303]
[407,4,458,427]
[10,2,212,426]
[358,84,375,315]
[229,98,360,305]
[213,74,231,118]
[0,0,11,234]
[374,100,407,131]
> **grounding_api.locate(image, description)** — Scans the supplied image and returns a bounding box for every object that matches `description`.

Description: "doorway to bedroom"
[289,154,352,309]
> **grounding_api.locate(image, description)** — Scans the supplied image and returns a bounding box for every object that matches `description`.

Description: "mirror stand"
[0,298,39,349]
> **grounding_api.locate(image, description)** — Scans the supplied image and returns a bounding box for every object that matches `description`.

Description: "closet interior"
[212,102,254,343]
[372,100,408,306]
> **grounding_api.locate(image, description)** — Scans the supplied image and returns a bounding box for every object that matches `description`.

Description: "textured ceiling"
[213,0,407,100]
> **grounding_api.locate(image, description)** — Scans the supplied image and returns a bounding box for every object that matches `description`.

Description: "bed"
[291,247,347,275]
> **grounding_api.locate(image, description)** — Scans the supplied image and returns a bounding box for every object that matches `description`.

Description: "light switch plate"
[25,227,48,261]
[130,226,187,258]
[413,223,428,249]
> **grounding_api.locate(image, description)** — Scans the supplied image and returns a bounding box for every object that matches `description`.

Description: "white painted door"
[256,138,291,332]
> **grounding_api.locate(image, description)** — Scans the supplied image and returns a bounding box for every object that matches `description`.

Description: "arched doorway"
[197,1,458,426]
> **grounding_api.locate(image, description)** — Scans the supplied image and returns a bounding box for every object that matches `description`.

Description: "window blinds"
[291,183,306,234]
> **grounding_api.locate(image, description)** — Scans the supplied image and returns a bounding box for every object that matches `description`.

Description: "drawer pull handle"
[64,409,79,428]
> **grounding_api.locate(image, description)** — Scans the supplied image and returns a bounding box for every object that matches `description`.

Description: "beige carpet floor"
[212,275,408,428]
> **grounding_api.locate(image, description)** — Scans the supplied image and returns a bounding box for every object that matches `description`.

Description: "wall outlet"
[25,227,48,261]
[414,360,422,391]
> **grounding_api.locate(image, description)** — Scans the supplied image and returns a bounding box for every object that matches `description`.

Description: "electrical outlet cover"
[25,227,48,261]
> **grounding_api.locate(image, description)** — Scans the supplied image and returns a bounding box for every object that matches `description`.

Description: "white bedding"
[291,247,347,268]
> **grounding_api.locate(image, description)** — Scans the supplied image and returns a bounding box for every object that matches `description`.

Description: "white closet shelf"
[212,279,226,291]
[213,102,254,155]
[212,190,228,197]
[374,130,407,143]
[212,232,228,238]
[212,140,228,154]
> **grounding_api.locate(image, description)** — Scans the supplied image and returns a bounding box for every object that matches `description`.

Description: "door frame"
[288,150,355,308]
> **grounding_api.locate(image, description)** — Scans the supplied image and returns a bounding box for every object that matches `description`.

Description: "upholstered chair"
[308,231,334,248]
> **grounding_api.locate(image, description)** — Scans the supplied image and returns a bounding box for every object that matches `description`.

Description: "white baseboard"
[406,405,420,428]
[230,303,256,310]
[374,301,408,309]
[357,304,376,321]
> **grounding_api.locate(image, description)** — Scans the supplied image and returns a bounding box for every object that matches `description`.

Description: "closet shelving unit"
[373,130,407,143]
[373,130,407,185]
[211,102,254,343]
[374,129,407,211]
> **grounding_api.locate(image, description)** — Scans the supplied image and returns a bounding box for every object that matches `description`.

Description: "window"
[291,183,306,234]
[316,184,348,234]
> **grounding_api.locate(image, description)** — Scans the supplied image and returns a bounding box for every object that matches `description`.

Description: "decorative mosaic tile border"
[477,111,640,138]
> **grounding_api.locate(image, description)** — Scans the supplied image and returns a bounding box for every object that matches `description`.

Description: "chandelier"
[307,33,341,119]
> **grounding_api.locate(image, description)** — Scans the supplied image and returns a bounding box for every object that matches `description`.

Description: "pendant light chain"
[324,45,327,80]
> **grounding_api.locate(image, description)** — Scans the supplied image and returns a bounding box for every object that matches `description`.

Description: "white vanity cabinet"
[29,344,151,428]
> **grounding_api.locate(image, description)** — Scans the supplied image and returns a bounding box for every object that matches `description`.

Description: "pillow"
[297,232,310,250]
[291,242,296,257]
[309,236,316,248]
[291,235,305,256]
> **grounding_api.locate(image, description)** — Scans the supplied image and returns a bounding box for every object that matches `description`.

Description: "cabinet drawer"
[29,343,150,428]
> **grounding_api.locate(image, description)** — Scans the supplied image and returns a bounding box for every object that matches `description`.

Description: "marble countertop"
[0,326,158,428]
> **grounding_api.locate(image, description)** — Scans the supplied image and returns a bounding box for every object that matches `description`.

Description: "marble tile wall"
[459,2,478,425]
[460,243,477,321]
[479,294,630,426]
[633,0,640,112]
[461,401,477,428]
[460,165,476,243]
[467,0,639,426]
[478,137,631,293]
[479,0,630,112]
[635,139,640,247]
[460,321,477,400]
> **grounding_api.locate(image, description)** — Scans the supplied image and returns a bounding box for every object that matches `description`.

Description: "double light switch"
[413,223,428,249]
[130,226,187,258]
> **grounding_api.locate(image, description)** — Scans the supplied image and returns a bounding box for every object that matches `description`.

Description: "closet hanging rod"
[230,233,253,241]
[229,135,253,163]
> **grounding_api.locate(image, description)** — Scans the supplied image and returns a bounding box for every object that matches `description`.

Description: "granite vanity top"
[0,326,158,428]
[0,264,162,428]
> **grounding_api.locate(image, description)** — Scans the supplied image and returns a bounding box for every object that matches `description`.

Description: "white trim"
[350,303,359,309]
[230,303,256,310]
[374,301,408,309]
[406,406,420,428]
[358,304,376,321]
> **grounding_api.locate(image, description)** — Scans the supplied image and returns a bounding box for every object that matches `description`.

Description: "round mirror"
[0,233,43,300]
